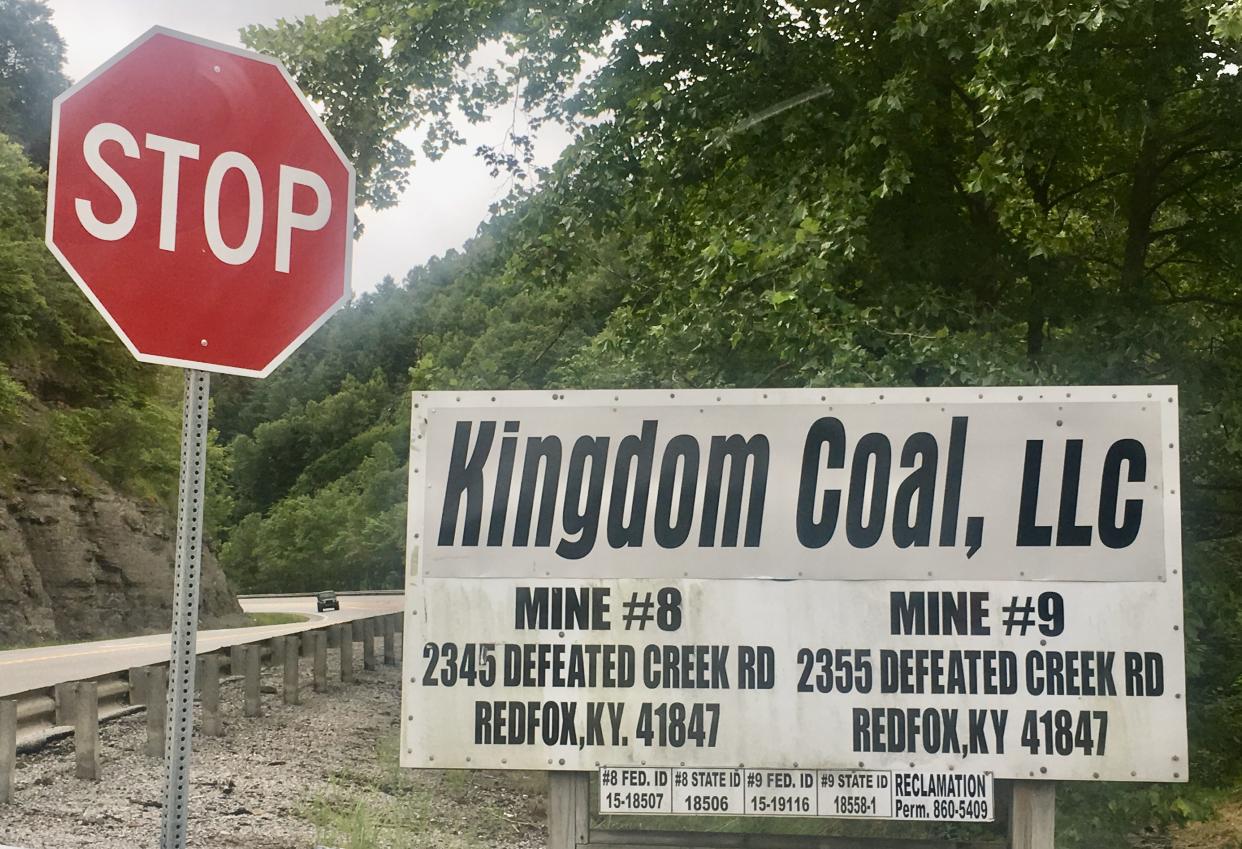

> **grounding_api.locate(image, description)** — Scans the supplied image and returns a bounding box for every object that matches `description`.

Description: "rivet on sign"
[1174,772,1180,778]
[559,632,565,638]
[559,758,565,765]
[200,339,208,347]
[1131,771,1137,777]
[858,761,864,768]
[1040,767,1047,774]
[1093,772,1100,779]
[1173,755,1180,761]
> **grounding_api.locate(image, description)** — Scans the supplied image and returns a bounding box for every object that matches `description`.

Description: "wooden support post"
[383,616,396,666]
[269,636,285,666]
[1010,781,1055,849]
[0,700,16,804]
[128,666,150,707]
[74,682,99,781]
[145,666,167,759]
[548,772,590,849]
[362,618,378,671]
[326,625,339,649]
[313,631,328,693]
[283,636,300,705]
[200,654,223,737]
[301,632,315,658]
[244,645,262,717]
[230,644,245,677]
[340,622,354,683]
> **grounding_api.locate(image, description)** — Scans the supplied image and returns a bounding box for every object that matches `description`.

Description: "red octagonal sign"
[47,27,355,378]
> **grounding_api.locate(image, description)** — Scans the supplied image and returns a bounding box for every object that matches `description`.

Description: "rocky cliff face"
[0,482,243,646]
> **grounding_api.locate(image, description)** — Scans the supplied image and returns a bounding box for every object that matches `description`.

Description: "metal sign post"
[44,28,356,849]
[159,369,210,849]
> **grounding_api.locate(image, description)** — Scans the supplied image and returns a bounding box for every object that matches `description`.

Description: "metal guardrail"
[0,614,403,805]
[4,608,403,748]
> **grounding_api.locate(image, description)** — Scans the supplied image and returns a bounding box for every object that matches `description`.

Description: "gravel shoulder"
[0,655,546,849]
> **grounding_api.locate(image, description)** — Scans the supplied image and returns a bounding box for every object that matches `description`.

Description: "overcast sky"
[45,0,575,294]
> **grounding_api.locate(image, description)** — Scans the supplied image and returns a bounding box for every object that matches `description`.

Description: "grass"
[241,612,309,627]
[301,732,546,849]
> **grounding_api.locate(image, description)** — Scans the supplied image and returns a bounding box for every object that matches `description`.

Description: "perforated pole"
[160,369,209,849]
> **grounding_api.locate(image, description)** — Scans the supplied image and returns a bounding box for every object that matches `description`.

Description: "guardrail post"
[128,666,150,707]
[1010,781,1055,849]
[313,631,328,693]
[145,666,167,759]
[383,616,396,666]
[301,633,315,659]
[0,699,16,804]
[283,636,300,705]
[244,645,262,717]
[53,682,76,726]
[229,644,245,677]
[201,654,223,737]
[548,772,590,849]
[326,625,339,649]
[362,618,378,671]
[269,636,285,666]
[394,613,404,662]
[74,682,99,781]
[339,622,354,683]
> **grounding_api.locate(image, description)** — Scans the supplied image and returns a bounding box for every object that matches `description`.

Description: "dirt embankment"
[0,482,242,646]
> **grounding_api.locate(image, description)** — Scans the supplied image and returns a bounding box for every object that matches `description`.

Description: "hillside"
[215,2,1242,846]
[0,2,242,645]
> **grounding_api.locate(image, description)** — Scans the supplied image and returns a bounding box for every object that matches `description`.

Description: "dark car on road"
[316,590,340,612]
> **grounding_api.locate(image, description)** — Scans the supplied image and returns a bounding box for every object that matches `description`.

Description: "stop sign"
[46,27,355,378]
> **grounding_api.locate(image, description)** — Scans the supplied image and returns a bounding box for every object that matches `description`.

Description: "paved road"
[0,594,403,697]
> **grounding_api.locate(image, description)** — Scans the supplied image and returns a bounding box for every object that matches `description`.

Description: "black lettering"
[438,420,495,546]
[796,417,845,547]
[700,434,769,547]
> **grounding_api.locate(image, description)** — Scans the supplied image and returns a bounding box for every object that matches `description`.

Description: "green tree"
[232,5,1242,840]
[0,0,67,164]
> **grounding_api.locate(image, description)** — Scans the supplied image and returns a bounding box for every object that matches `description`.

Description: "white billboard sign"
[400,387,1186,784]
